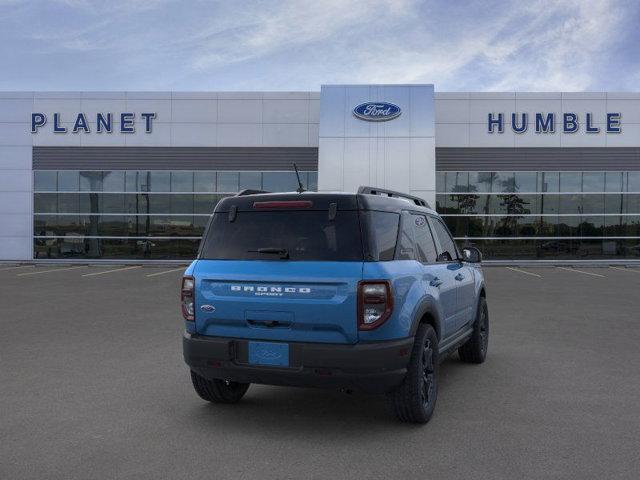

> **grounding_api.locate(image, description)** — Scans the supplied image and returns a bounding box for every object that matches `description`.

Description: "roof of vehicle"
[214,189,438,216]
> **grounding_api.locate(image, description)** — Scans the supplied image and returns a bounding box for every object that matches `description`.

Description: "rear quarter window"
[361,211,400,261]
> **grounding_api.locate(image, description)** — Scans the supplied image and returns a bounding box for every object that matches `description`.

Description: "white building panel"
[514,129,561,148]
[218,99,262,124]
[263,124,309,147]
[0,98,33,123]
[317,137,344,190]
[0,146,31,170]
[80,127,127,146]
[0,236,32,260]
[216,123,262,146]
[318,84,435,206]
[435,99,469,124]
[171,123,217,146]
[0,170,31,192]
[606,124,640,146]
[263,100,309,123]
[0,214,32,237]
[125,99,171,123]
[171,99,218,123]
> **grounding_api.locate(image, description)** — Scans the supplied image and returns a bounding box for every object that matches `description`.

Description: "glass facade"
[33,170,318,259]
[436,171,640,260]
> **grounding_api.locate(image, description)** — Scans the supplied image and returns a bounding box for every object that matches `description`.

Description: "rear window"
[200,210,363,261]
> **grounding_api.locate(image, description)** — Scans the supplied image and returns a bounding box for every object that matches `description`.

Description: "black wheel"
[190,370,250,404]
[458,296,489,364]
[388,324,438,424]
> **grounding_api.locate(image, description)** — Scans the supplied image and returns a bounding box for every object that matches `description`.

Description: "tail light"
[357,281,393,330]
[181,276,195,321]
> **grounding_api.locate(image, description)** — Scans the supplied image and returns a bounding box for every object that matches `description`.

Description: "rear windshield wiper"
[248,247,290,259]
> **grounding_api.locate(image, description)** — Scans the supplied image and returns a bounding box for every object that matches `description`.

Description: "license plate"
[248,341,289,367]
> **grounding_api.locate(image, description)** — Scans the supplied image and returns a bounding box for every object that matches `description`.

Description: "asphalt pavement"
[1,264,639,479]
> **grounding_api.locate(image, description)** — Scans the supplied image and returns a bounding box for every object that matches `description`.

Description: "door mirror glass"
[462,247,482,263]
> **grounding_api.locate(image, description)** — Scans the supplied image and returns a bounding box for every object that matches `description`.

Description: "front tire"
[190,370,250,404]
[458,296,489,364]
[388,324,438,424]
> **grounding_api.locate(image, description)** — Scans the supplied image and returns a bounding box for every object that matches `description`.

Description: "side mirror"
[462,247,482,263]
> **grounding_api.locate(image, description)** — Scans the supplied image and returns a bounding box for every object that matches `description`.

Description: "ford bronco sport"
[182,186,488,423]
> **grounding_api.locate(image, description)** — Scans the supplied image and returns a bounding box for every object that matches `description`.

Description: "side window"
[395,212,416,260]
[412,214,438,263]
[430,217,458,262]
[364,211,400,261]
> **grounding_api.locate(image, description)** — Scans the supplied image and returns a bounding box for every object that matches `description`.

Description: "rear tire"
[458,296,489,364]
[388,324,438,424]
[190,370,250,404]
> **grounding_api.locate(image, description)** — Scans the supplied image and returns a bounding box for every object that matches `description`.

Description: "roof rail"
[236,189,270,196]
[357,186,430,208]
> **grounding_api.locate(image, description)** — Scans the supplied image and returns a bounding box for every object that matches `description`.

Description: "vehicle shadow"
[178,355,470,438]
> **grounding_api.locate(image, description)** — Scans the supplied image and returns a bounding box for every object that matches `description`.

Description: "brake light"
[357,281,393,330]
[181,276,195,321]
[253,200,313,209]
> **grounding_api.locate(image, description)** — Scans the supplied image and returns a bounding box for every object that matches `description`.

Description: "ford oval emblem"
[200,304,215,312]
[353,102,401,122]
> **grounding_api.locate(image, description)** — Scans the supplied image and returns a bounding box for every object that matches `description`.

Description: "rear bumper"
[183,333,414,394]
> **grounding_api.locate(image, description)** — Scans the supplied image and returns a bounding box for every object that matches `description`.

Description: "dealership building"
[1,84,639,262]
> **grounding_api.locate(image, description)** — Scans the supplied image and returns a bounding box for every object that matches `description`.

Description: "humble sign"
[31,112,157,134]
[488,112,621,134]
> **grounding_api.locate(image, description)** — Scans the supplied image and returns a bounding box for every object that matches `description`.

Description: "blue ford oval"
[353,102,402,121]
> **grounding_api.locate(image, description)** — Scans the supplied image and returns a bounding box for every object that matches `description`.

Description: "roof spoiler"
[236,189,270,196]
[357,186,430,208]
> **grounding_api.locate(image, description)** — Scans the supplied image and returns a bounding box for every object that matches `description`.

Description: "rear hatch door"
[194,196,363,344]
[194,260,362,344]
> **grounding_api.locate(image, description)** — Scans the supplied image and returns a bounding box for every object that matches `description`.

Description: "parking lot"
[1,264,640,479]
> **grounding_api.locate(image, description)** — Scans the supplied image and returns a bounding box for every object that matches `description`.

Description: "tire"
[190,370,250,404]
[388,324,438,424]
[458,296,489,364]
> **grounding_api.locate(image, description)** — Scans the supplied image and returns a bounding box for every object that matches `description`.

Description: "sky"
[0,0,638,92]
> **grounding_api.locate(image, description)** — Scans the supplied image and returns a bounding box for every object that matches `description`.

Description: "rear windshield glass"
[200,210,363,261]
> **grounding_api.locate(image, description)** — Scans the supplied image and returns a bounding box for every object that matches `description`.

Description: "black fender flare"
[409,297,443,340]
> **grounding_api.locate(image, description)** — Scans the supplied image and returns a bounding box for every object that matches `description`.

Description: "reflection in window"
[560,172,582,192]
[194,172,216,192]
[171,172,193,192]
[538,172,559,192]
[217,172,239,192]
[514,172,537,192]
[103,171,125,192]
[57,171,79,192]
[239,172,262,190]
[148,171,170,192]
[582,172,604,192]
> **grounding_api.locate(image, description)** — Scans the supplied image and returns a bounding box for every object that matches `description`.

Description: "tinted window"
[430,217,458,261]
[200,211,363,261]
[362,211,399,261]
[396,212,416,260]
[412,214,437,263]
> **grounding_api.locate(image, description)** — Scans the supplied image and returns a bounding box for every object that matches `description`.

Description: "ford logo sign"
[353,102,401,122]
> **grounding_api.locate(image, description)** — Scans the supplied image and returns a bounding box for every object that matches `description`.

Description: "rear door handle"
[430,278,443,287]
[455,273,465,281]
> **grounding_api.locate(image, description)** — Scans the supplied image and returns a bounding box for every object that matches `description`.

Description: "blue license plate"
[248,341,289,367]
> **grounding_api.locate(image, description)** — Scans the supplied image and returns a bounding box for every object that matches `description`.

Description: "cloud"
[0,0,637,91]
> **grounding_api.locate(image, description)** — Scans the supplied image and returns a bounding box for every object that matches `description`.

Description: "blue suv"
[182,186,488,423]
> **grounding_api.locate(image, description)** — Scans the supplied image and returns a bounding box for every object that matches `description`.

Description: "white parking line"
[609,266,640,274]
[82,265,142,277]
[0,265,34,272]
[146,267,186,277]
[557,266,606,278]
[506,267,542,278]
[17,266,86,276]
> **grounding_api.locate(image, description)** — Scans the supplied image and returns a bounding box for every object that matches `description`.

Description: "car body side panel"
[360,260,441,341]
